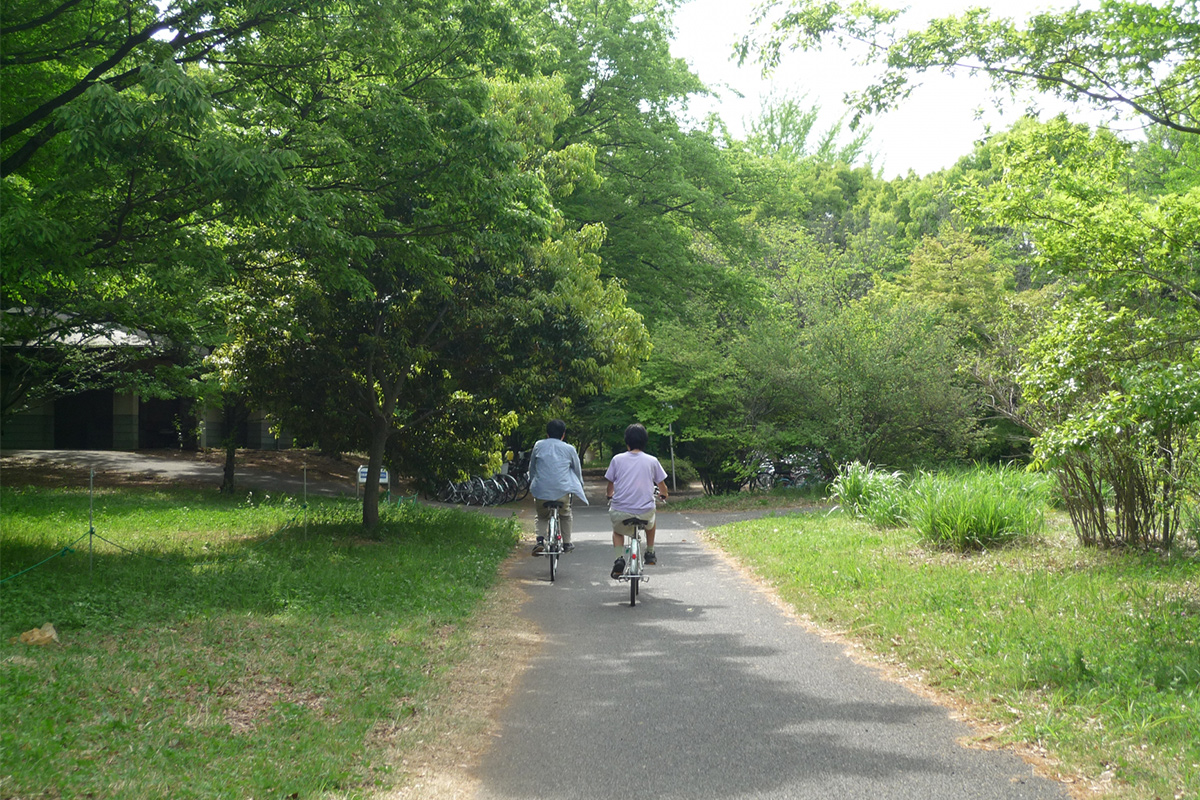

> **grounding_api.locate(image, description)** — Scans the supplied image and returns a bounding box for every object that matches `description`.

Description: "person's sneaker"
[532,538,545,556]
[610,557,626,579]
[645,550,657,565]
[563,542,575,552]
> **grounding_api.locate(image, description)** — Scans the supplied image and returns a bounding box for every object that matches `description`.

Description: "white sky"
[669,0,1104,178]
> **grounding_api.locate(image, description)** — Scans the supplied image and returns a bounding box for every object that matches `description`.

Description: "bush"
[907,465,1050,550]
[830,461,909,527]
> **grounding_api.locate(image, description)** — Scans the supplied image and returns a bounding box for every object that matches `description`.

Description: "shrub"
[907,465,1049,550]
[830,461,909,527]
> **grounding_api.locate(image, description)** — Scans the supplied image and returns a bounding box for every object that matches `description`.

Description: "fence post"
[89,469,95,576]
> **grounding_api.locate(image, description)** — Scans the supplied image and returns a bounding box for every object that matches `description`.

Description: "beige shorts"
[609,508,655,534]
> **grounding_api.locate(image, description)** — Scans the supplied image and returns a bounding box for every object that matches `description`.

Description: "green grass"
[907,465,1054,549]
[1,486,519,799]
[669,484,830,512]
[830,461,909,527]
[706,509,1200,800]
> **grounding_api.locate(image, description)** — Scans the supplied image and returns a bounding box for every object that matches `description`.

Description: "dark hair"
[546,419,567,439]
[624,423,648,450]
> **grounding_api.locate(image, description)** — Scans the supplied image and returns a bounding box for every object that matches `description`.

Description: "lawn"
[1,485,519,799]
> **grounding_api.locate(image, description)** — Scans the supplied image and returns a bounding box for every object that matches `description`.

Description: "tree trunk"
[361,414,390,527]
[221,437,238,494]
[219,393,246,494]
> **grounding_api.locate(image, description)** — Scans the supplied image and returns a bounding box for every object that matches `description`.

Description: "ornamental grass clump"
[830,461,909,527]
[907,465,1050,550]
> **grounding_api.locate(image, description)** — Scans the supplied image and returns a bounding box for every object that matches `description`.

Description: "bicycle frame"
[536,500,565,582]
[615,516,648,606]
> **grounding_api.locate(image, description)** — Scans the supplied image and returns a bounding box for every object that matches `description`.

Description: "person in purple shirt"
[604,423,669,579]
[528,419,589,555]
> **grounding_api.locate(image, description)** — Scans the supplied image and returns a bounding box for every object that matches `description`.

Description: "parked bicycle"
[436,470,524,506]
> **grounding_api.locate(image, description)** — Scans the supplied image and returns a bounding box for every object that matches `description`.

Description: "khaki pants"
[535,494,574,543]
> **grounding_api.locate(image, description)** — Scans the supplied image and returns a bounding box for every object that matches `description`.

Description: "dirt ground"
[0,448,376,491]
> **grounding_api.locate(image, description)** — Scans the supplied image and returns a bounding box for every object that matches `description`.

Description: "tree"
[893,227,1003,341]
[800,289,983,467]
[745,90,873,166]
[982,117,1200,547]
[212,30,650,524]
[743,0,1200,133]
[1020,299,1199,548]
[530,0,750,323]
[2,1,304,418]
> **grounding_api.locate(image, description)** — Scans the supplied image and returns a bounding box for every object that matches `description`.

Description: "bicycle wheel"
[547,516,559,582]
[628,535,640,606]
[498,473,519,504]
[514,472,531,501]
[481,477,502,506]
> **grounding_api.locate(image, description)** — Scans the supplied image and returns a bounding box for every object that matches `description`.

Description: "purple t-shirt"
[605,451,667,514]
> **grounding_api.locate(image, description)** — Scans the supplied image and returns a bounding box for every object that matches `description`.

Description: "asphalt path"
[474,498,1068,800]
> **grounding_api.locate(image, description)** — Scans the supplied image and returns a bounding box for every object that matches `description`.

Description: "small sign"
[357,466,389,484]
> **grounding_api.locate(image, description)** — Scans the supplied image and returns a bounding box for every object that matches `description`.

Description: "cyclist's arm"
[527,445,540,480]
[656,480,668,500]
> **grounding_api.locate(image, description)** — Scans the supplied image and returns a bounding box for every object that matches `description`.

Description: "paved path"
[474,499,1067,800]
[0,449,355,496]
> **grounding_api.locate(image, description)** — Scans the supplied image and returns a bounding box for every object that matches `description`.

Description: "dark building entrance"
[139,397,197,449]
[54,389,113,449]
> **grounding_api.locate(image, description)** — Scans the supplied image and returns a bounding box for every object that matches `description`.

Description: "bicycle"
[614,514,649,606]
[536,500,566,582]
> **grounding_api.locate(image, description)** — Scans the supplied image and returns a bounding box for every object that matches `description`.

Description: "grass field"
[1,485,518,799]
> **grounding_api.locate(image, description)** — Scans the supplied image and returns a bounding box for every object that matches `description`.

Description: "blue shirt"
[528,437,589,504]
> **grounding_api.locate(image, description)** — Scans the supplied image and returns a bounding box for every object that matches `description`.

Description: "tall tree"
[530,0,749,322]
[743,0,1200,133]
[1,1,304,417]
[212,20,650,525]
[982,117,1199,547]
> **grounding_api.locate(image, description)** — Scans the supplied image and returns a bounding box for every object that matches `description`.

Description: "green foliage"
[744,90,873,166]
[831,461,1052,547]
[907,466,1051,550]
[196,12,651,524]
[1,1,304,417]
[892,227,1003,341]
[1020,298,1200,549]
[532,0,751,324]
[746,0,1200,135]
[829,461,908,527]
[639,302,812,495]
[974,117,1200,549]
[801,290,983,466]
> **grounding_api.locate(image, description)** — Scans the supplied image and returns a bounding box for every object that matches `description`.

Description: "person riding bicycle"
[605,423,669,578]
[528,419,588,555]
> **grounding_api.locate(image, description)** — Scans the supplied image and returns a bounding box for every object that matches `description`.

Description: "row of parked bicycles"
[748,450,835,491]
[436,471,531,506]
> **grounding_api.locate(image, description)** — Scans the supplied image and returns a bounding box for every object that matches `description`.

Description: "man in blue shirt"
[528,419,589,554]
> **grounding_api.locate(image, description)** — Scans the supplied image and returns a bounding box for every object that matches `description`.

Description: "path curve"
[468,498,1070,800]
